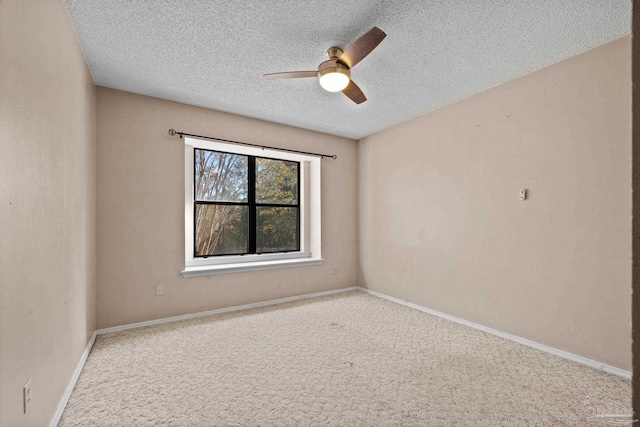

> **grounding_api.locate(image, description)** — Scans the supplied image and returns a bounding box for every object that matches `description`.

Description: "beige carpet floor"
[59,291,631,426]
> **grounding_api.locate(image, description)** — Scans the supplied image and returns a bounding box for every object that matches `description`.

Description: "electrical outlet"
[155,285,164,296]
[23,379,31,414]
[332,265,339,274]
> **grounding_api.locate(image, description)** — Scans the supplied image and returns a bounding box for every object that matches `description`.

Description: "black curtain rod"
[168,129,337,159]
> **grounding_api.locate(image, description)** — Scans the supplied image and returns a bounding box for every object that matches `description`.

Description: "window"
[182,137,323,277]
[194,149,300,256]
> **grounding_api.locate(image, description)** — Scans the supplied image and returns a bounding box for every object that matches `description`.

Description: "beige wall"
[0,1,97,425]
[359,36,631,370]
[96,88,359,329]
[632,2,640,415]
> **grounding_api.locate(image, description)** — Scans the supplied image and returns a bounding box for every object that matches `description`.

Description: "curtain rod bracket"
[167,129,337,159]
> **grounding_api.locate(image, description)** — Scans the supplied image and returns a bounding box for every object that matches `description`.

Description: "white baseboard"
[50,331,97,427]
[96,286,360,335]
[356,287,631,379]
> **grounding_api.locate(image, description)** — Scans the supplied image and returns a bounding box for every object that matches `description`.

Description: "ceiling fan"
[263,27,386,104]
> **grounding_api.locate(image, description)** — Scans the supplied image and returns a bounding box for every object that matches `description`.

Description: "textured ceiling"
[65,0,630,140]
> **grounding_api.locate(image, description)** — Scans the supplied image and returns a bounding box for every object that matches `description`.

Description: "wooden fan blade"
[338,27,386,69]
[342,80,367,104]
[263,71,317,80]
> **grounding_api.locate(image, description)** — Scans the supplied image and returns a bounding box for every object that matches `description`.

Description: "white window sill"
[181,257,324,277]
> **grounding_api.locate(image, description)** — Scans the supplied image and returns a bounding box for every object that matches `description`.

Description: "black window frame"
[193,148,301,258]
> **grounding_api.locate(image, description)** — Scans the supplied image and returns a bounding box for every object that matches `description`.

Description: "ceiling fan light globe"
[318,70,350,92]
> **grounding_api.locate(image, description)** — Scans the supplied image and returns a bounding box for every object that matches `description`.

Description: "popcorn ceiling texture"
[58,292,630,426]
[64,0,630,139]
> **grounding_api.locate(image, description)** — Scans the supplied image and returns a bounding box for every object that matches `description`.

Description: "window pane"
[195,149,248,202]
[256,207,298,253]
[195,204,248,256]
[255,158,298,205]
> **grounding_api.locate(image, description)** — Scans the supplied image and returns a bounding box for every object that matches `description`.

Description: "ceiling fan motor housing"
[318,46,351,82]
[318,60,351,79]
